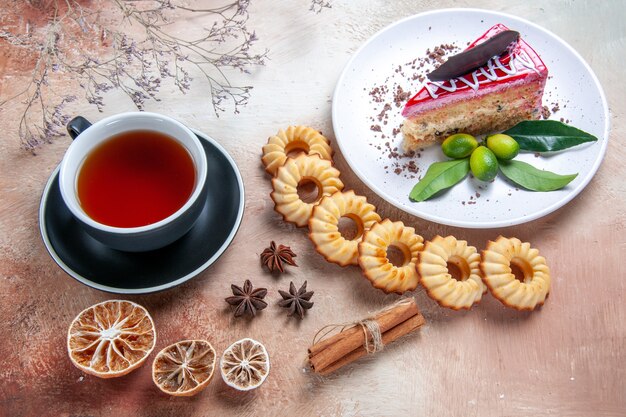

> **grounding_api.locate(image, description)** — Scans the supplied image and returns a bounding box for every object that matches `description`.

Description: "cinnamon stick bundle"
[308,298,425,375]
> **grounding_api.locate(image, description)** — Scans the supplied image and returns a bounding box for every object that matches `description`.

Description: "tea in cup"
[59,112,208,252]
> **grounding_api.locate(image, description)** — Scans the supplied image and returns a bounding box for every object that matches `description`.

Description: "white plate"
[332,8,609,228]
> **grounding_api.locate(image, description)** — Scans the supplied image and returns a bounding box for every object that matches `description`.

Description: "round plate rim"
[38,127,245,294]
[332,8,610,228]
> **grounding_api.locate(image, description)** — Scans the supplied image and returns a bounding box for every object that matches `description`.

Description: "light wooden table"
[0,1,624,416]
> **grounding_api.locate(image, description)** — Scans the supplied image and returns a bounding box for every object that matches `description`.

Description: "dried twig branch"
[0,0,268,152]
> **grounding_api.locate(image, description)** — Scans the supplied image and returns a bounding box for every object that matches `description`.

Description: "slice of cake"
[401,24,548,151]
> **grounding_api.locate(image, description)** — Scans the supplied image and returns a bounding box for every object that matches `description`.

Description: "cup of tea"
[59,112,208,252]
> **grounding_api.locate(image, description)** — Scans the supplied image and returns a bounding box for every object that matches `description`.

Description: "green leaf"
[503,120,598,152]
[409,159,470,202]
[499,160,578,191]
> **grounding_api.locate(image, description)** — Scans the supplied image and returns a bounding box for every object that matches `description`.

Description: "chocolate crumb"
[393,85,411,108]
[377,103,392,122]
[369,85,389,103]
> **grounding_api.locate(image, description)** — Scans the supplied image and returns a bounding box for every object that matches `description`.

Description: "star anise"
[278,281,314,319]
[260,241,298,273]
[225,279,268,317]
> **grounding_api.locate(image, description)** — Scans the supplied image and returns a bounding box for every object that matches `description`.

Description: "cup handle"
[66,116,92,140]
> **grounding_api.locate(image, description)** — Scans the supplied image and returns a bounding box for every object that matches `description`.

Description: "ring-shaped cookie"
[358,219,424,294]
[262,126,334,176]
[417,235,485,310]
[309,190,381,267]
[480,236,551,311]
[271,154,344,227]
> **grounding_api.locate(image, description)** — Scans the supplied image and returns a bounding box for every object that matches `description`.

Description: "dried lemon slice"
[271,154,344,227]
[152,339,217,396]
[417,235,485,310]
[262,126,333,176]
[480,236,551,311]
[220,338,270,391]
[358,219,424,294]
[309,190,381,266]
[67,300,156,378]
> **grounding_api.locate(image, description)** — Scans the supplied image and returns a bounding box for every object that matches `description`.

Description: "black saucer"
[39,129,244,294]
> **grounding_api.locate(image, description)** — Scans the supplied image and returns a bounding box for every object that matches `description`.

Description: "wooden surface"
[1,1,625,416]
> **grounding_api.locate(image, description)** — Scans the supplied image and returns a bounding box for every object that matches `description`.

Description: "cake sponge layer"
[401,80,545,151]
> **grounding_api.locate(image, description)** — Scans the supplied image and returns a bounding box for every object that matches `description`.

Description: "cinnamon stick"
[318,312,425,375]
[308,299,418,357]
[308,299,421,373]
